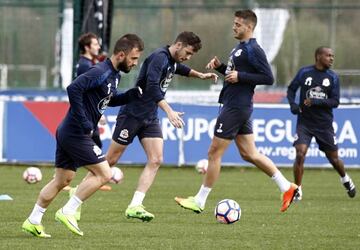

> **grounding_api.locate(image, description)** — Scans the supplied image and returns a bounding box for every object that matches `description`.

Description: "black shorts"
[214,106,253,140]
[112,114,163,145]
[55,129,106,172]
[293,123,338,151]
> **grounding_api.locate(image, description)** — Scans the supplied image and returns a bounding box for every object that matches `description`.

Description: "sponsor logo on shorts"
[216,123,223,133]
[293,133,298,141]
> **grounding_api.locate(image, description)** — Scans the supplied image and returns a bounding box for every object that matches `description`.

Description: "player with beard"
[105,31,218,221]
[287,46,356,201]
[22,34,144,237]
[175,10,298,214]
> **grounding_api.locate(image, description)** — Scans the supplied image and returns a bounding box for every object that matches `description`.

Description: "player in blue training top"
[287,46,356,201]
[75,32,101,77]
[105,31,218,222]
[175,9,298,214]
[22,34,144,238]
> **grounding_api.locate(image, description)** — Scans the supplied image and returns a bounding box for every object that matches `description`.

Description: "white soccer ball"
[195,159,208,174]
[109,167,124,184]
[23,167,42,184]
[214,199,241,224]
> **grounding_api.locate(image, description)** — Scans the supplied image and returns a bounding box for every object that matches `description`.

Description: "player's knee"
[100,167,112,184]
[239,150,255,163]
[148,156,163,167]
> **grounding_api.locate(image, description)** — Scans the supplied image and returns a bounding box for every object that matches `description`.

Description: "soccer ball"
[23,167,42,184]
[195,159,208,174]
[109,167,124,184]
[214,199,241,224]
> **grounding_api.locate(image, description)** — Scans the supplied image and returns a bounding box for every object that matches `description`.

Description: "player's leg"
[235,133,298,212]
[55,160,111,236]
[317,130,357,199]
[125,137,163,221]
[106,139,128,166]
[292,144,308,201]
[23,168,75,238]
[175,136,231,212]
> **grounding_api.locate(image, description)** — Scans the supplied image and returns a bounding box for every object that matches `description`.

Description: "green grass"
[1,165,360,249]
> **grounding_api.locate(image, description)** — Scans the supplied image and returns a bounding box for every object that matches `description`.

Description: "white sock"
[271,171,291,193]
[62,195,83,215]
[129,191,145,207]
[194,185,212,208]
[340,173,350,184]
[28,204,46,225]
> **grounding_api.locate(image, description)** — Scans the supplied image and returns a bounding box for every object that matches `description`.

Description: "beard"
[116,59,131,73]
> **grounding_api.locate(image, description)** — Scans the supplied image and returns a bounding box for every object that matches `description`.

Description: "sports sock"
[28,203,46,225]
[340,173,350,184]
[62,195,83,216]
[271,171,291,193]
[129,191,145,207]
[194,185,212,208]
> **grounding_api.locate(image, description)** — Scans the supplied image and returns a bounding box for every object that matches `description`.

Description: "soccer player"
[22,34,144,238]
[287,46,356,201]
[105,31,218,222]
[175,10,298,214]
[76,32,106,149]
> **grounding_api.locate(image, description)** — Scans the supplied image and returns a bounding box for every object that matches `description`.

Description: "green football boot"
[174,196,203,213]
[22,219,51,238]
[125,205,154,222]
[55,209,83,236]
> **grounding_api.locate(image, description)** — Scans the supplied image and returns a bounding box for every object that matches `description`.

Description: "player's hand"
[224,70,238,83]
[290,104,301,115]
[167,110,185,129]
[199,72,218,83]
[304,98,312,107]
[206,56,221,69]
[99,115,107,125]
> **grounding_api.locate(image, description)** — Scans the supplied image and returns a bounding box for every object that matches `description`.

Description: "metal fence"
[1,0,360,91]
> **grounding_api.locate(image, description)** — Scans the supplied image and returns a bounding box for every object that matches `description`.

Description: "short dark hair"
[78,32,98,54]
[113,34,144,54]
[315,46,331,59]
[174,31,202,52]
[234,10,257,29]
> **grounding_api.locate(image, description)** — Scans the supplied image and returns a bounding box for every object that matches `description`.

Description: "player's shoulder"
[298,65,315,75]
[149,47,170,60]
[325,68,339,79]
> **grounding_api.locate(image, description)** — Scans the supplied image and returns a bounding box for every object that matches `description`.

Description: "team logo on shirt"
[322,78,330,87]
[234,49,242,57]
[93,145,103,157]
[119,129,129,139]
[225,58,235,75]
[306,86,327,99]
[160,66,175,92]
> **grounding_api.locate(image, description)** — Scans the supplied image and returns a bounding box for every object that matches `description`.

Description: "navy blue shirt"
[287,65,340,127]
[75,56,94,77]
[216,38,274,109]
[59,58,129,134]
[120,46,191,120]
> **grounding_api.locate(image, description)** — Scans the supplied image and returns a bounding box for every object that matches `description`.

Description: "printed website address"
[257,145,358,160]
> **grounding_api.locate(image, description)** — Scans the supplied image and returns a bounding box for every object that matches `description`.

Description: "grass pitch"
[0,165,359,249]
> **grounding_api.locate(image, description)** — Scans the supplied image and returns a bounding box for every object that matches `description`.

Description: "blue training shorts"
[55,129,106,172]
[293,123,338,151]
[112,114,162,145]
[214,106,253,140]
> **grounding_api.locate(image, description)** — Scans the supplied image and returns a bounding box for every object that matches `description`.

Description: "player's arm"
[108,87,143,107]
[226,46,274,85]
[287,73,302,115]
[307,75,340,108]
[146,53,168,104]
[206,56,227,75]
[176,63,218,82]
[66,68,102,134]
[158,99,184,129]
